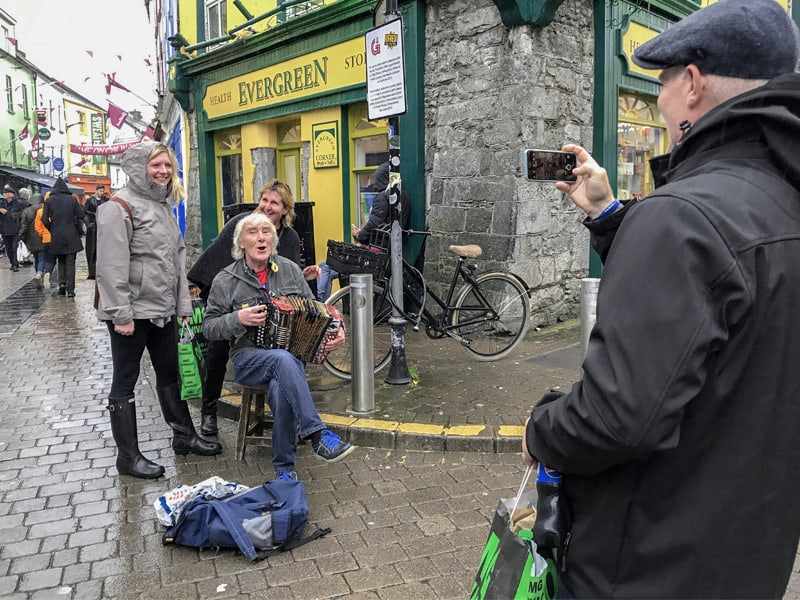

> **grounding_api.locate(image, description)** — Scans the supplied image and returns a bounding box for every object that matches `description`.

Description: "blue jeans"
[317,262,339,302]
[232,348,325,473]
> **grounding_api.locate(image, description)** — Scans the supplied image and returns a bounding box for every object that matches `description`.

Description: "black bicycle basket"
[326,240,389,278]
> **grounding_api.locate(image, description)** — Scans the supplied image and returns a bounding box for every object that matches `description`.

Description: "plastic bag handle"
[509,465,535,529]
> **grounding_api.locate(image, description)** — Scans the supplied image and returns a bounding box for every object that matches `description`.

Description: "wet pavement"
[0,253,799,599]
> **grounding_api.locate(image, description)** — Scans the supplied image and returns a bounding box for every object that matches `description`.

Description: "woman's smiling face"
[146,151,173,186]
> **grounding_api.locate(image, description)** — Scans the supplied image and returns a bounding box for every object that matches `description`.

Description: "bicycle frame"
[386,255,503,347]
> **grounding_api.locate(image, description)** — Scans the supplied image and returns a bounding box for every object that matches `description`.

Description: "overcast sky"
[3,0,158,121]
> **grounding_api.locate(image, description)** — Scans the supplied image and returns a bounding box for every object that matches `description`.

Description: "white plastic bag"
[154,476,249,526]
[17,241,31,263]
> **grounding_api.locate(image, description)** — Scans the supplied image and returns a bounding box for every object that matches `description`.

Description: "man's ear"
[684,64,706,111]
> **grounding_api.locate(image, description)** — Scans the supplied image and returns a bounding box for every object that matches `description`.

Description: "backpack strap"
[93,196,134,310]
[206,500,259,561]
[254,526,332,562]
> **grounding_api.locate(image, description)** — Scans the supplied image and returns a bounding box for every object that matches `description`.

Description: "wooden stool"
[235,385,274,460]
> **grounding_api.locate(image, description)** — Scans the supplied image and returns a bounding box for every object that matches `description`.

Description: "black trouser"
[203,338,230,413]
[2,234,18,268]
[85,225,97,277]
[55,253,77,293]
[107,319,179,400]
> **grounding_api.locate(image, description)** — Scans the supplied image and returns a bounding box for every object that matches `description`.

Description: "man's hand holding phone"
[555,144,616,219]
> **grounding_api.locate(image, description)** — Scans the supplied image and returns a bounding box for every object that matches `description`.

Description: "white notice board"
[365,17,407,121]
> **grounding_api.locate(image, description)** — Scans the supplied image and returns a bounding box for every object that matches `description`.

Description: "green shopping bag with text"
[471,467,558,600]
[178,323,204,401]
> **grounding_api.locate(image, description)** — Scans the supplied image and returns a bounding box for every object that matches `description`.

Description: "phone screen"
[523,149,578,183]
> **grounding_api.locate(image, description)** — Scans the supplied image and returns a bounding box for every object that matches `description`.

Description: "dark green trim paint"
[197,130,219,248]
[492,0,566,26]
[340,105,351,242]
[398,0,425,265]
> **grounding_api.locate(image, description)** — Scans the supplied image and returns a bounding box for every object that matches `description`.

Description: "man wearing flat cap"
[1,184,26,271]
[522,0,800,597]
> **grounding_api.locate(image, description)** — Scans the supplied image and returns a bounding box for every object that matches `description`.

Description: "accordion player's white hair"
[231,212,279,261]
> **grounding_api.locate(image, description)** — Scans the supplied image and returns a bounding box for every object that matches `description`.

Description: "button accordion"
[248,295,342,364]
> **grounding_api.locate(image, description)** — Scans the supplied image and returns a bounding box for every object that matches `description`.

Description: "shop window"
[277,0,324,23]
[5,76,12,113]
[348,103,389,227]
[215,130,243,221]
[21,85,28,119]
[205,0,227,40]
[617,94,666,201]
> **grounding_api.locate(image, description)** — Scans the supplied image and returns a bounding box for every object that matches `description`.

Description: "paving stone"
[353,543,408,569]
[17,567,61,592]
[0,575,19,596]
[314,552,359,576]
[344,564,404,593]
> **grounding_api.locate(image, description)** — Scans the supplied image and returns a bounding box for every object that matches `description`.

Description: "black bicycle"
[323,231,531,380]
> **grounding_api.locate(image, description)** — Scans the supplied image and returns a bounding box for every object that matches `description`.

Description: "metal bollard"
[580,278,601,363]
[348,274,376,414]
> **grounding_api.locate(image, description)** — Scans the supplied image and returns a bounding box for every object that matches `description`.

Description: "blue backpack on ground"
[162,478,330,561]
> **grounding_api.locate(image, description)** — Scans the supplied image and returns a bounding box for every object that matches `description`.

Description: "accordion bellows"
[252,296,341,364]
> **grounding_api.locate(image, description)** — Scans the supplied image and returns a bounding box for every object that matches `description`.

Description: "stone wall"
[423,0,594,326]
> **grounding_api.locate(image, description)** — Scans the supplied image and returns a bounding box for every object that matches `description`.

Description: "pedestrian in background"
[33,198,55,289]
[522,1,800,598]
[0,184,25,271]
[203,212,352,480]
[96,142,220,479]
[84,183,107,280]
[41,178,83,297]
[18,193,46,288]
[187,178,319,436]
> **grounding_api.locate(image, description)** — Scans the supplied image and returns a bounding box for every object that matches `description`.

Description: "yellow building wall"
[178,0,199,45]
[302,107,344,266]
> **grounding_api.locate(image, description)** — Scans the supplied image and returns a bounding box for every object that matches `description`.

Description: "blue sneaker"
[277,471,297,481]
[312,429,355,463]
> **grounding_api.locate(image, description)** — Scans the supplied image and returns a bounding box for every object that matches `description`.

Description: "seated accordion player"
[243,294,342,364]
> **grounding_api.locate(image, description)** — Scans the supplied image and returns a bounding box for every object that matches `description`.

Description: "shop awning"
[0,166,85,195]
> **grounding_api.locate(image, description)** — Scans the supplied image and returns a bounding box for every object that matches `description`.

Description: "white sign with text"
[365,17,407,120]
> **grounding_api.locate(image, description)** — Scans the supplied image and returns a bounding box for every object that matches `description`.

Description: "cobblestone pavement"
[1,257,799,599]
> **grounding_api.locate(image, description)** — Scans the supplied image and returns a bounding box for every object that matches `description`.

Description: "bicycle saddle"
[449,244,482,258]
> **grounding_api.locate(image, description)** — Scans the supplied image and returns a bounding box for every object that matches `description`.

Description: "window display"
[617,94,666,201]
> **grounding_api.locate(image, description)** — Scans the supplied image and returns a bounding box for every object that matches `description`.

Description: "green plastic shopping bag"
[471,466,558,600]
[178,323,204,401]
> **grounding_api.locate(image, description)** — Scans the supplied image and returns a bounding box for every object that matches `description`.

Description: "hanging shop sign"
[312,121,339,169]
[203,37,367,120]
[38,128,51,140]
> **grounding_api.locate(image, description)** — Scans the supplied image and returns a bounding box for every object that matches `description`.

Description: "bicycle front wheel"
[323,283,393,380]
[451,272,530,360]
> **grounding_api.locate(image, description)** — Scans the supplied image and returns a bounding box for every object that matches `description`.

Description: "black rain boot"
[200,397,218,436]
[107,398,165,479]
[156,383,222,456]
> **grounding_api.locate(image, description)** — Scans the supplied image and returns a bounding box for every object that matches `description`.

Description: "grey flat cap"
[632,0,799,79]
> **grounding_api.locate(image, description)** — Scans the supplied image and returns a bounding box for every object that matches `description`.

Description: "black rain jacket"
[527,73,800,599]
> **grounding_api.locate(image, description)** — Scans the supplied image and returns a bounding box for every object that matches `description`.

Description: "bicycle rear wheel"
[451,272,530,360]
[323,283,393,380]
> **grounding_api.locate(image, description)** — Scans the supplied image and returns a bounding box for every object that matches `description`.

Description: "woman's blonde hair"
[257,179,295,227]
[147,144,185,203]
[232,212,278,261]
